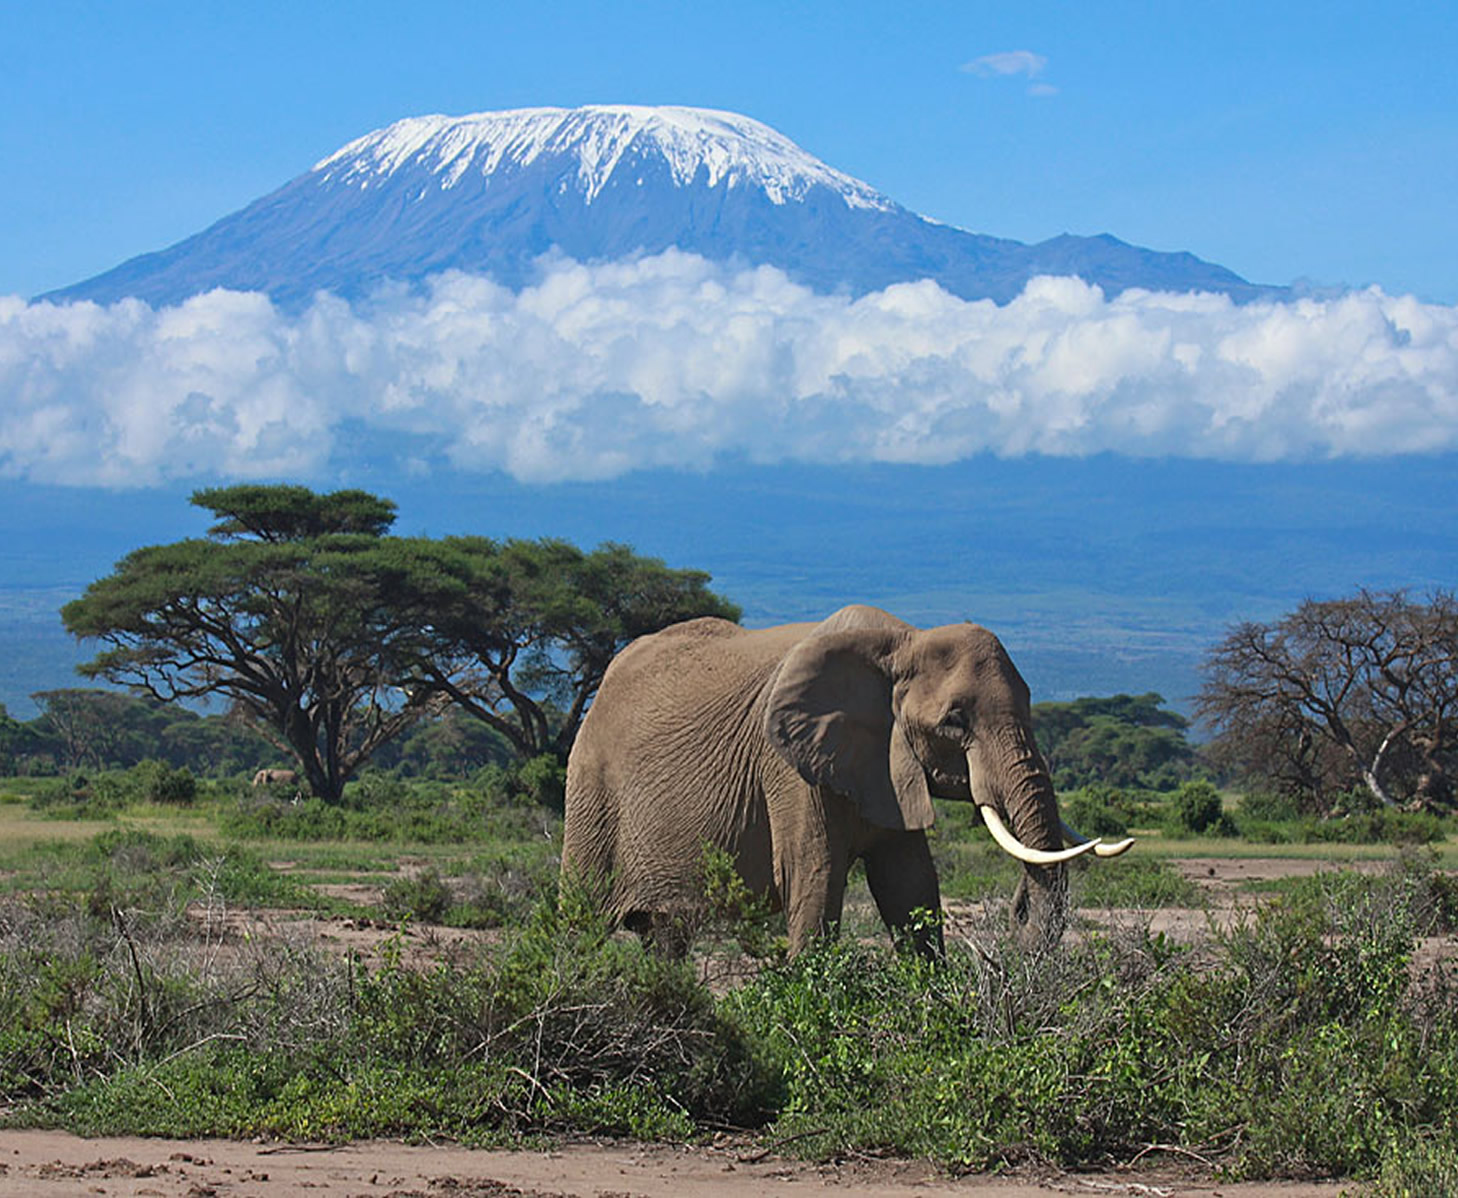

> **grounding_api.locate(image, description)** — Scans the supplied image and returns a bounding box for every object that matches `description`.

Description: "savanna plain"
[1,746,1455,1197]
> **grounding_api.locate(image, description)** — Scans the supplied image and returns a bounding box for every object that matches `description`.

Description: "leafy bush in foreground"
[728,863,1458,1176]
[0,868,775,1142]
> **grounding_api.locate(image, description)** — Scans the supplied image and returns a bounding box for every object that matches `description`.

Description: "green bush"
[129,759,198,805]
[725,861,1458,1175]
[380,868,453,923]
[1368,1134,1458,1196]
[6,835,1458,1181]
[1237,791,1301,822]
[1170,780,1237,836]
[1073,855,1202,909]
[1237,806,1449,845]
[4,886,779,1142]
[26,771,128,817]
[1061,785,1131,837]
[219,768,563,845]
[514,755,567,812]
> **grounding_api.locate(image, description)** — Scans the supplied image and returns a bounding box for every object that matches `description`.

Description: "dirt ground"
[0,1131,1356,1197]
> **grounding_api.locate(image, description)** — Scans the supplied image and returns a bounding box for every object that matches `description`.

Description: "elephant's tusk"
[980,805,1100,865]
[1060,818,1136,858]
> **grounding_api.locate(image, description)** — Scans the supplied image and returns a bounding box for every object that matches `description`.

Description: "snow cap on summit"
[313,104,896,210]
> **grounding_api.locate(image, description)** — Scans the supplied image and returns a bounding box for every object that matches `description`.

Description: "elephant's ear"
[764,630,935,832]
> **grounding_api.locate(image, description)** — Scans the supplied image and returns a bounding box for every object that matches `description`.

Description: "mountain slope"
[42,104,1280,309]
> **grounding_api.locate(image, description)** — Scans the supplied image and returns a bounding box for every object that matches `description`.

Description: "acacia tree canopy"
[393,536,741,761]
[29,688,172,771]
[0,702,39,773]
[192,484,398,542]
[62,487,437,802]
[1199,589,1458,813]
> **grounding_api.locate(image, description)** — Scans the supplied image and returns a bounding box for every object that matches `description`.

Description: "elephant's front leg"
[772,784,856,955]
[864,831,944,958]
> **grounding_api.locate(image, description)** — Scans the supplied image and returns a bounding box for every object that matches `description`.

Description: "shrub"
[3,885,779,1141]
[1171,779,1236,836]
[7,834,1458,1180]
[219,770,564,845]
[1237,806,1449,845]
[380,868,453,923]
[1237,791,1300,822]
[726,861,1458,1175]
[1073,855,1202,908]
[514,755,567,811]
[1369,1134,1458,1196]
[130,759,198,805]
[27,771,129,817]
[1061,785,1131,837]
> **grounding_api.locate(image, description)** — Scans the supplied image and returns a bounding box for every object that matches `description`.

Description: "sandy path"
[0,1131,1354,1197]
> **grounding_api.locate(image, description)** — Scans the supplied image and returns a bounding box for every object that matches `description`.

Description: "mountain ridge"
[40,104,1284,310]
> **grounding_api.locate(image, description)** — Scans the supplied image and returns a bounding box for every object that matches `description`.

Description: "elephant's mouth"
[925,763,972,800]
[913,730,974,799]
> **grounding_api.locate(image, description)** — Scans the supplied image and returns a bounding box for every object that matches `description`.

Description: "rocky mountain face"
[42,105,1280,309]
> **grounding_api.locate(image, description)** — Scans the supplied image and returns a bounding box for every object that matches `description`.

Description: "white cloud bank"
[3,252,1457,486]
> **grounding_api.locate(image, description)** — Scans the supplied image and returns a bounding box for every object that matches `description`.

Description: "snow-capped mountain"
[43,104,1279,308]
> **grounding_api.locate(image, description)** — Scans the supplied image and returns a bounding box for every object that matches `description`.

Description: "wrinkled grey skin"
[562,605,1069,957]
[251,768,298,788]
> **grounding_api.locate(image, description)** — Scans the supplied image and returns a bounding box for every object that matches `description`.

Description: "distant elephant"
[252,768,298,788]
[562,605,1131,957]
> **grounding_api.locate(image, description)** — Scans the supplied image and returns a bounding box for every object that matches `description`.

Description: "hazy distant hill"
[42,105,1282,309]
[7,453,1456,718]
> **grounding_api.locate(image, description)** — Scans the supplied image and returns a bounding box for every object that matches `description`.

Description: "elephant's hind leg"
[864,832,944,958]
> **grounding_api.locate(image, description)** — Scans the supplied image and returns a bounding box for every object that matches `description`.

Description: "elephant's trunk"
[967,729,1073,950]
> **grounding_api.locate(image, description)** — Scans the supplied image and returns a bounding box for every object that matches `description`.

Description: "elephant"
[252,768,298,788]
[561,604,1131,957]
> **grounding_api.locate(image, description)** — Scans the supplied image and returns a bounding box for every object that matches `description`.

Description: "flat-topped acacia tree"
[62,485,741,799]
[399,537,742,762]
[62,485,437,802]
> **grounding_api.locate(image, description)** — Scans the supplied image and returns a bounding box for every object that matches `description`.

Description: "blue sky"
[3,0,1455,302]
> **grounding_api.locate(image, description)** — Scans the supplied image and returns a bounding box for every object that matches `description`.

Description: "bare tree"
[1199,589,1458,813]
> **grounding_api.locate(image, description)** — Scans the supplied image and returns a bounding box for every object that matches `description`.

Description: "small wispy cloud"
[961,49,1057,96]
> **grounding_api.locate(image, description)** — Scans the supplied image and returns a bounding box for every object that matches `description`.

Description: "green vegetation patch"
[929,799,1199,909]
[1237,804,1451,846]
[1072,854,1203,909]
[0,826,313,910]
[6,852,1458,1181]
[1237,849,1458,930]
[219,764,563,846]
[5,886,777,1143]
[727,862,1458,1176]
